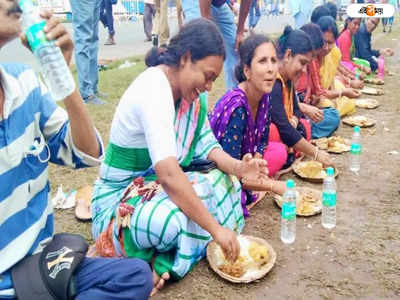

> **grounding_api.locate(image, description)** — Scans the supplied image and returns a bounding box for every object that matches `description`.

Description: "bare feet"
[86,244,98,257]
[150,270,170,296]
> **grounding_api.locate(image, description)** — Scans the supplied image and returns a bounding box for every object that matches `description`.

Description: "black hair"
[300,23,324,51]
[235,34,275,83]
[311,5,331,23]
[317,16,338,39]
[325,2,338,20]
[276,25,313,60]
[341,17,357,34]
[145,18,225,67]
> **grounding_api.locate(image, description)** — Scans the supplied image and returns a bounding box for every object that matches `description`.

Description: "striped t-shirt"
[0,63,103,298]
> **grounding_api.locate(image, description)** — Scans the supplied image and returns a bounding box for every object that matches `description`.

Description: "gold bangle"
[269,180,273,192]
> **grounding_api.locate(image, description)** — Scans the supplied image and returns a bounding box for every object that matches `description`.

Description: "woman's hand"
[303,104,324,123]
[350,79,364,89]
[234,153,268,180]
[289,116,299,128]
[212,226,240,262]
[310,95,321,106]
[343,88,361,98]
[21,11,74,65]
[317,149,334,167]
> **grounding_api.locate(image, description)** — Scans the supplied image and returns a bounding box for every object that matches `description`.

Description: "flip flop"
[74,186,93,222]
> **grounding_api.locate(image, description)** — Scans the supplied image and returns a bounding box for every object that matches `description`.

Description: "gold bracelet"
[269,180,274,193]
[314,147,319,161]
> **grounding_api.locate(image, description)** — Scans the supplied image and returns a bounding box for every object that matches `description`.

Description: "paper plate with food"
[207,235,276,283]
[360,86,384,95]
[364,77,384,85]
[355,98,380,109]
[311,136,350,154]
[342,115,376,128]
[274,187,322,216]
[293,160,338,183]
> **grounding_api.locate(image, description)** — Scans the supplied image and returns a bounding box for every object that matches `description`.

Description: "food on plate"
[216,238,270,278]
[355,98,380,109]
[295,161,325,179]
[342,115,376,127]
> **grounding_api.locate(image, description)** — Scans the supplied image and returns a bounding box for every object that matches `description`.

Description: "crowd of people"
[0,0,398,299]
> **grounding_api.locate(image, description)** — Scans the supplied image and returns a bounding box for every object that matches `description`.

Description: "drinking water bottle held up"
[349,126,361,172]
[19,0,75,101]
[322,167,337,229]
[281,179,296,244]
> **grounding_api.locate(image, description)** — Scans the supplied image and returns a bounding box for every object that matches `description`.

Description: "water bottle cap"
[326,167,334,176]
[286,179,295,188]
[354,126,360,133]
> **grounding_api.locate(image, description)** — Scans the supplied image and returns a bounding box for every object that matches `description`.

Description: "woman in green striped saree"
[91,19,268,295]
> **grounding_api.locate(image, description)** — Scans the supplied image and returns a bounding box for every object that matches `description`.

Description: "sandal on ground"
[74,186,93,222]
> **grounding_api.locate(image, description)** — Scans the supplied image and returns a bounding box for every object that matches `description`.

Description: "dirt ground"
[53,24,400,299]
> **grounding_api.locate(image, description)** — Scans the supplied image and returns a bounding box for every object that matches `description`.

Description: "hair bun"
[283,25,293,37]
[145,47,166,67]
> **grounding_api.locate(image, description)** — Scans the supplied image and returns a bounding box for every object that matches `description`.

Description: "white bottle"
[322,167,337,229]
[19,0,75,101]
[281,179,296,244]
[349,126,361,172]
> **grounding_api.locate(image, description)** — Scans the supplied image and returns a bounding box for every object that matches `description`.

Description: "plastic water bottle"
[322,167,337,229]
[19,0,75,101]
[377,55,385,80]
[281,180,296,244]
[349,126,361,172]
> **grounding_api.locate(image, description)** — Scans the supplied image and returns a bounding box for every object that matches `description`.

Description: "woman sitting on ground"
[269,26,333,169]
[337,17,363,73]
[209,34,286,216]
[91,19,267,295]
[296,23,340,139]
[316,16,360,117]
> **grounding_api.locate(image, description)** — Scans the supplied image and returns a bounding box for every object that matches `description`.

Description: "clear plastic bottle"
[322,167,337,229]
[349,126,361,172]
[281,179,296,244]
[19,0,75,101]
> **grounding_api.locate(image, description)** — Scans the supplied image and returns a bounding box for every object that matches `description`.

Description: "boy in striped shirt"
[0,1,152,299]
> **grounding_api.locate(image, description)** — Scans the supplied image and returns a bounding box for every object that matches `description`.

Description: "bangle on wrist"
[269,180,274,193]
[338,90,342,98]
[314,147,319,161]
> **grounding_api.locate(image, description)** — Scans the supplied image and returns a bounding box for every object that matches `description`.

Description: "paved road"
[0,14,294,70]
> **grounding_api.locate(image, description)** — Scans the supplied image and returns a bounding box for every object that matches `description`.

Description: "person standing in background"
[249,0,261,33]
[382,0,397,33]
[71,0,105,104]
[144,0,155,41]
[289,0,314,29]
[152,0,183,47]
[100,0,116,45]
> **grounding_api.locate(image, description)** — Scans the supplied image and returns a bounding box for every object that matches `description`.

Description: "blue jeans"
[70,0,101,99]
[75,257,153,300]
[181,1,239,90]
[100,0,115,36]
[249,0,261,28]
